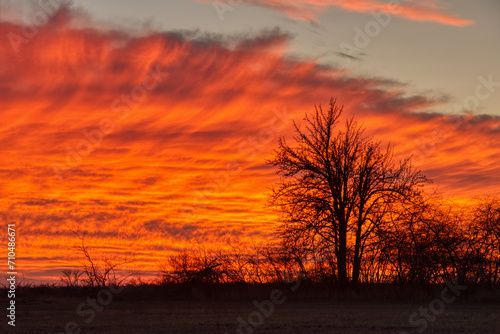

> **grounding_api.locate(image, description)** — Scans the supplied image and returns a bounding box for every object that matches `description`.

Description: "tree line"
[62,99,500,289]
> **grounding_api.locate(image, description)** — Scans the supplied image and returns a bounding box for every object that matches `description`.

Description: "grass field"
[2,296,499,334]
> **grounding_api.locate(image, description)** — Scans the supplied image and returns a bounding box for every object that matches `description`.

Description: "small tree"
[74,232,134,290]
[157,244,224,284]
[268,99,429,286]
[60,269,83,287]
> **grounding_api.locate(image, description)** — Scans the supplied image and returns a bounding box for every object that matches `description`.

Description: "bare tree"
[471,197,500,285]
[268,99,428,286]
[377,195,460,284]
[73,232,135,290]
[60,269,83,287]
[157,244,224,284]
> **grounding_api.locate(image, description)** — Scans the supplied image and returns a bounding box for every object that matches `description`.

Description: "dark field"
[3,296,499,334]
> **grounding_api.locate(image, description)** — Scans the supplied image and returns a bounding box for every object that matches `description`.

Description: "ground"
[2,296,499,334]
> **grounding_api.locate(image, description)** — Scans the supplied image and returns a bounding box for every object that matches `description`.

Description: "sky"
[0,0,499,282]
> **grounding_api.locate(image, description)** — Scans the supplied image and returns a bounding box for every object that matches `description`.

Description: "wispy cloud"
[201,0,473,26]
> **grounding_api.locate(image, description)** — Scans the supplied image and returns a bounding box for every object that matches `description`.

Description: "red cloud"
[206,0,473,26]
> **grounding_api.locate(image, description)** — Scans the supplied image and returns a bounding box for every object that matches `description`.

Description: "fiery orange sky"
[0,1,499,283]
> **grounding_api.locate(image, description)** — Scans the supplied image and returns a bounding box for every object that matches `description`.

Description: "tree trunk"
[337,220,348,286]
[352,221,363,285]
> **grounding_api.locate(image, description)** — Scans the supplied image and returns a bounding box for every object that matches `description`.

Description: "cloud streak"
[205,0,473,26]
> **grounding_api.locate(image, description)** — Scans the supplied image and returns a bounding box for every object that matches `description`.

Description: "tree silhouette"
[60,269,83,287]
[73,231,135,290]
[268,99,429,286]
[471,197,500,285]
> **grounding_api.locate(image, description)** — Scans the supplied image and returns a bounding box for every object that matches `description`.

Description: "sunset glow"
[0,0,499,283]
